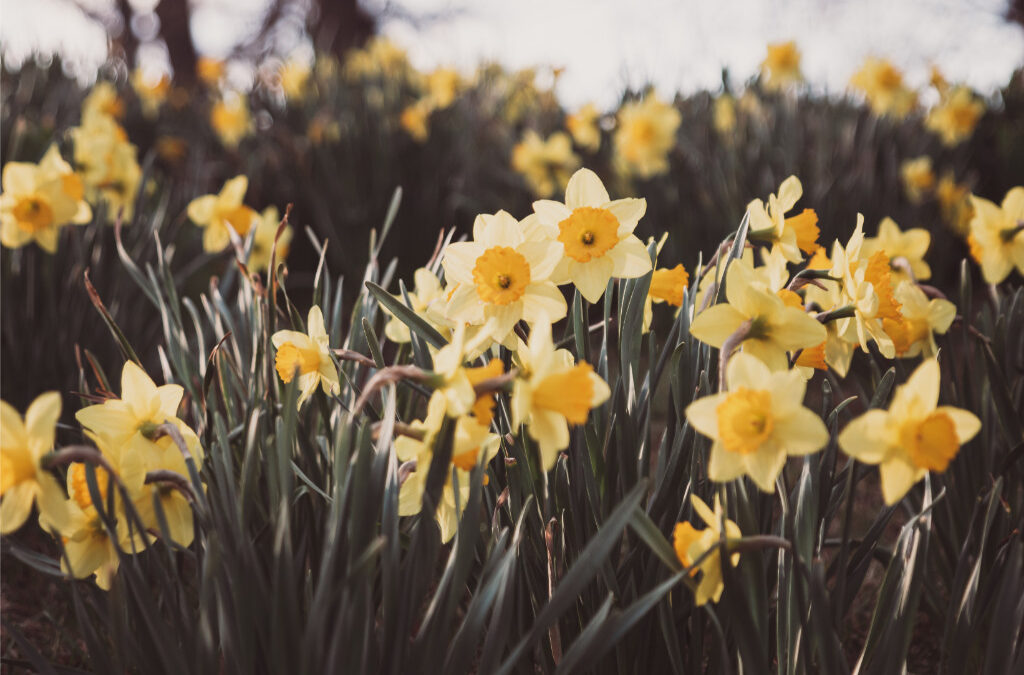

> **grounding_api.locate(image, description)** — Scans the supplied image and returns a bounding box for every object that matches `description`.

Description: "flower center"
[472,246,531,305]
[557,207,620,262]
[901,412,959,472]
[794,341,827,370]
[452,446,480,472]
[222,205,257,237]
[716,387,774,455]
[784,208,820,254]
[862,251,902,321]
[69,463,112,512]
[13,196,54,233]
[883,316,930,356]
[275,342,321,383]
[0,451,35,494]
[649,264,689,306]
[532,363,597,425]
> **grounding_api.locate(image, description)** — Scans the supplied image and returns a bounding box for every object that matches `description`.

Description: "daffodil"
[838,359,980,504]
[431,323,504,424]
[760,41,802,92]
[850,57,917,118]
[747,175,819,263]
[900,156,935,204]
[247,205,292,273]
[426,67,461,108]
[566,103,602,152]
[712,95,737,136]
[442,210,566,346]
[645,262,689,331]
[689,257,826,371]
[882,282,955,358]
[187,175,260,253]
[384,268,450,344]
[131,69,170,118]
[862,217,931,283]
[673,495,742,606]
[532,168,652,303]
[936,173,974,234]
[966,187,1024,284]
[197,57,226,87]
[82,81,124,124]
[1,393,68,534]
[400,99,432,142]
[70,114,142,221]
[685,352,829,491]
[397,392,501,542]
[278,59,312,100]
[510,321,610,470]
[613,93,681,178]
[511,130,581,198]
[271,306,341,407]
[1,146,92,252]
[211,93,252,149]
[925,86,984,147]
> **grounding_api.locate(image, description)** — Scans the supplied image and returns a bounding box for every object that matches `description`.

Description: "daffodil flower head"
[689,257,826,371]
[211,93,252,149]
[760,41,803,92]
[187,175,260,254]
[900,157,936,204]
[838,359,981,504]
[685,352,829,492]
[510,320,610,471]
[925,86,984,147]
[432,323,505,425]
[850,57,917,118]
[862,217,932,284]
[247,205,293,273]
[882,282,955,358]
[0,393,69,534]
[512,130,581,197]
[672,494,742,606]
[383,268,450,344]
[530,168,652,303]
[967,187,1024,284]
[746,176,819,263]
[442,209,567,345]
[566,102,602,152]
[69,114,142,221]
[613,93,681,178]
[271,306,341,407]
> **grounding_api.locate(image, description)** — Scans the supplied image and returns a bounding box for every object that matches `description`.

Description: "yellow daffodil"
[247,205,292,273]
[645,263,689,331]
[862,217,931,283]
[882,282,955,358]
[397,392,501,542]
[131,69,169,118]
[430,323,504,424]
[278,59,312,100]
[685,352,829,492]
[384,268,450,344]
[966,187,1024,284]
[1,393,68,534]
[712,95,737,136]
[187,175,260,253]
[673,495,742,606]
[70,114,142,221]
[747,175,819,263]
[850,57,917,118]
[344,37,413,81]
[532,168,652,303]
[442,210,566,345]
[82,81,124,124]
[426,67,461,109]
[936,173,974,235]
[272,306,341,407]
[211,93,252,149]
[197,57,226,87]
[761,41,802,92]
[925,86,984,147]
[690,258,826,371]
[613,93,681,178]
[838,359,980,504]
[1,146,92,252]
[900,156,935,204]
[511,130,581,198]
[511,321,610,470]
[400,99,433,142]
[566,103,602,152]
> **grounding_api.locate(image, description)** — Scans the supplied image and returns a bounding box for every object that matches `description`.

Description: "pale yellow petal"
[837,410,892,464]
[689,304,746,348]
[878,456,924,505]
[936,406,981,444]
[186,195,217,225]
[685,393,727,440]
[609,235,653,278]
[571,257,615,303]
[564,168,610,209]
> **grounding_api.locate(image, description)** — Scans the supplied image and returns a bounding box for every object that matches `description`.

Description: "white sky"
[2,0,1022,108]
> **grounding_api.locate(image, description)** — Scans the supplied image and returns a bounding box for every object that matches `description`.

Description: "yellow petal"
[24,391,61,453]
[878,456,924,505]
[837,410,892,464]
[689,304,746,348]
[936,406,981,444]
[772,407,829,456]
[186,195,217,225]
[570,256,615,303]
[565,168,609,209]
[609,235,653,278]
[685,393,727,439]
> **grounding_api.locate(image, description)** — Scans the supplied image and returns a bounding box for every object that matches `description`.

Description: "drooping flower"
[271,306,341,407]
[966,187,1024,284]
[685,352,829,491]
[882,282,955,358]
[760,41,802,92]
[862,217,932,283]
[925,86,984,147]
[442,210,566,346]
[511,130,581,198]
[838,359,980,504]
[566,103,602,152]
[0,393,68,534]
[613,93,681,178]
[397,392,501,542]
[689,257,826,371]
[186,175,260,253]
[511,321,610,471]
[900,156,936,204]
[850,57,917,118]
[0,146,93,252]
[532,168,652,303]
[672,495,742,606]
[746,175,819,263]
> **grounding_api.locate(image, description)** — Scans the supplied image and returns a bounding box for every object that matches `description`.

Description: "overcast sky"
[2,0,1022,108]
